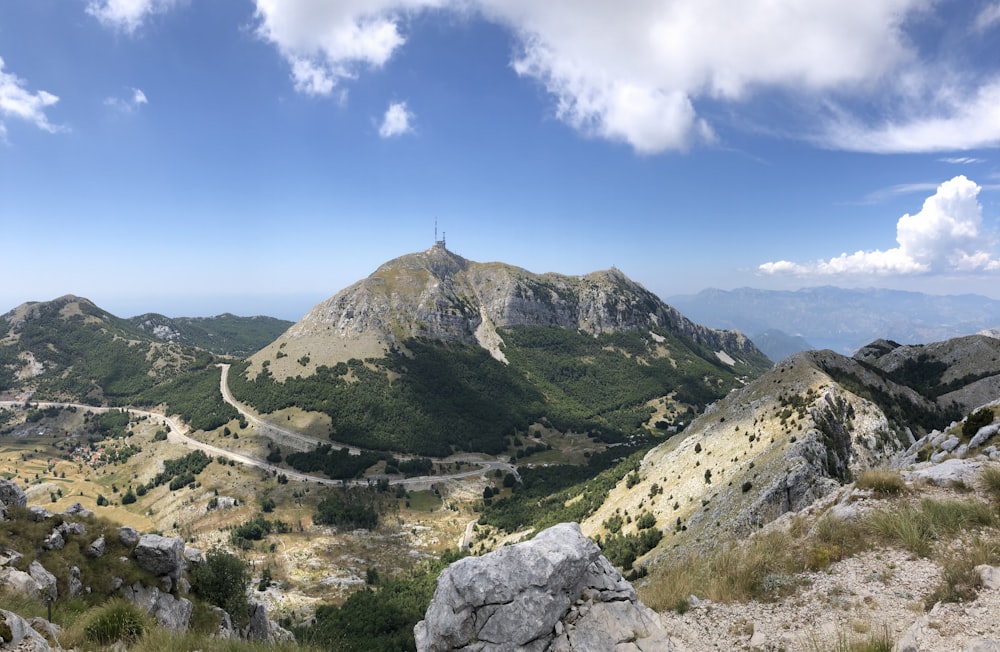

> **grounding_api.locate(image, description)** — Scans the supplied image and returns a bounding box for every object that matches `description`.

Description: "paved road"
[2,373,518,487]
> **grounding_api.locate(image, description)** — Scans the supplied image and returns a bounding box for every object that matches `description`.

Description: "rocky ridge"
[248,244,765,379]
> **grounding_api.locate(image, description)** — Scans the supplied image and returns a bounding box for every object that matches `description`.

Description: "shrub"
[84,600,147,644]
[963,408,995,438]
[190,548,251,627]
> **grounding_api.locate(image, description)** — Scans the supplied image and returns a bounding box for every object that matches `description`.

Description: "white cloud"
[0,57,62,136]
[86,0,180,34]
[252,1,1000,154]
[975,2,1000,31]
[104,87,149,113]
[253,0,434,97]
[378,101,414,137]
[759,176,1000,277]
[821,79,1000,153]
[940,156,985,164]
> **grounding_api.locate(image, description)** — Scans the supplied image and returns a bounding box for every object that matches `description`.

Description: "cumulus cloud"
[759,176,1000,277]
[250,1,1000,154]
[253,0,430,97]
[0,57,62,137]
[378,101,414,137]
[104,87,149,113]
[86,0,180,34]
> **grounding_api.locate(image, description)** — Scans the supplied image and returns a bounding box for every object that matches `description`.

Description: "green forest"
[230,327,748,456]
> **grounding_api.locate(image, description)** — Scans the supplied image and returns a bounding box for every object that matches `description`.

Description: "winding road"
[1,365,519,488]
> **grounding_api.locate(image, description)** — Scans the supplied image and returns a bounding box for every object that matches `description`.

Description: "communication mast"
[434,218,447,249]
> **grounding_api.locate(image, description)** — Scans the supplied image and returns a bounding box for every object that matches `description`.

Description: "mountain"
[0,295,237,429]
[668,286,1000,355]
[747,328,814,362]
[127,313,292,357]
[231,245,772,456]
[573,332,1000,562]
[0,295,202,401]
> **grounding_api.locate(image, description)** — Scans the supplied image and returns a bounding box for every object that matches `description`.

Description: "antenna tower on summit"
[434,218,446,249]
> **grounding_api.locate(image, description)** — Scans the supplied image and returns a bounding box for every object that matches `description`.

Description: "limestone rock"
[118,526,139,547]
[244,601,295,644]
[120,581,193,630]
[0,567,43,598]
[0,609,52,651]
[28,561,57,602]
[0,547,23,568]
[28,617,61,648]
[68,566,83,598]
[183,547,204,565]
[907,458,982,486]
[133,534,185,589]
[209,606,235,639]
[63,502,93,519]
[0,479,27,509]
[976,565,1000,591]
[57,520,86,537]
[27,506,51,522]
[414,522,678,652]
[85,535,106,558]
[41,530,64,551]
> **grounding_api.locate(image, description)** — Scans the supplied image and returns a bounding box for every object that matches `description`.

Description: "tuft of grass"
[868,499,995,558]
[812,624,893,652]
[83,599,149,645]
[924,535,1000,608]
[982,466,1000,504]
[855,469,906,497]
[807,515,869,570]
[643,530,801,611]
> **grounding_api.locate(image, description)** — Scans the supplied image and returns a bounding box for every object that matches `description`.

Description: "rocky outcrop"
[0,609,52,651]
[120,581,193,630]
[244,602,294,644]
[133,534,185,591]
[118,526,140,547]
[28,561,57,602]
[414,523,677,651]
[0,479,27,510]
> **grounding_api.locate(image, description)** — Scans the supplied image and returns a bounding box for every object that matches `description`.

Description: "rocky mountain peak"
[250,249,766,379]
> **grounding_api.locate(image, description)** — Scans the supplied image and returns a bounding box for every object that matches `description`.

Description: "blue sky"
[1,0,999,320]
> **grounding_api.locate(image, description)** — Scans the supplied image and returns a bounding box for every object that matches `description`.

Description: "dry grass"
[643,530,802,611]
[644,490,1000,614]
[982,466,1000,505]
[855,469,906,497]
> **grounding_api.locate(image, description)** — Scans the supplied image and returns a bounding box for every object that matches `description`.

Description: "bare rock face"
[250,246,765,379]
[120,581,193,630]
[0,609,52,651]
[0,479,27,510]
[133,534,186,591]
[28,561,57,602]
[118,526,140,547]
[414,523,678,652]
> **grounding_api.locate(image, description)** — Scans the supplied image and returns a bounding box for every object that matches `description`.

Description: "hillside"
[128,313,293,357]
[669,286,1000,355]
[0,295,237,430]
[231,245,772,456]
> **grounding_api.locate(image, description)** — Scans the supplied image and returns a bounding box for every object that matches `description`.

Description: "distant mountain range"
[668,287,1000,358]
